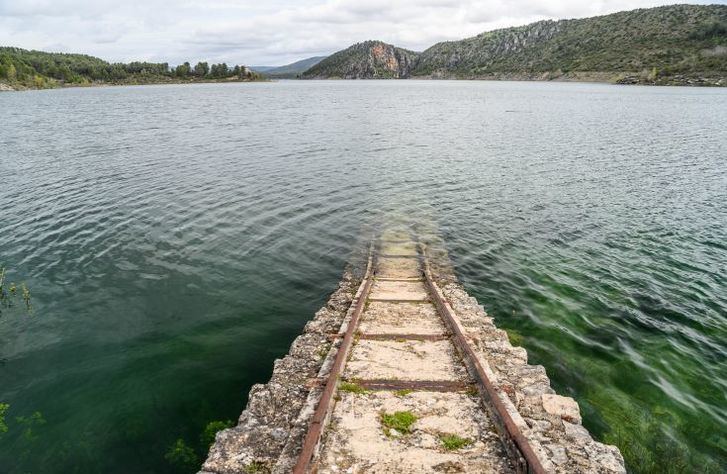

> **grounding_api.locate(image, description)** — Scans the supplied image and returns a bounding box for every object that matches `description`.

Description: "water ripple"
[0,81,725,473]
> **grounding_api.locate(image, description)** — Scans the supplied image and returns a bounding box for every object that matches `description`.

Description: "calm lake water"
[0,81,725,473]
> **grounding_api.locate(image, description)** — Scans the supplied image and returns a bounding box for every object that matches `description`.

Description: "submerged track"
[292,232,547,473]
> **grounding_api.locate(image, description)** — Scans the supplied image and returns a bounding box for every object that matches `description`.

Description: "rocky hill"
[303,4,727,85]
[302,41,419,79]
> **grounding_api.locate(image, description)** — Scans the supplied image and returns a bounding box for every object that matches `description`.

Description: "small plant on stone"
[339,381,370,395]
[394,389,413,397]
[439,433,473,451]
[465,385,479,397]
[317,343,331,360]
[380,410,417,436]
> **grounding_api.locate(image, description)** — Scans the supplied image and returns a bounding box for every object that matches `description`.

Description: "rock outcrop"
[302,41,419,79]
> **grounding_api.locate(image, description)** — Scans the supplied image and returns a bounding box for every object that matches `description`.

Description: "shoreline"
[302,71,727,87]
[2,72,725,92]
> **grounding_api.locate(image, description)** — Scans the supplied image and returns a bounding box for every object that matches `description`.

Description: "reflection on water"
[0,81,725,473]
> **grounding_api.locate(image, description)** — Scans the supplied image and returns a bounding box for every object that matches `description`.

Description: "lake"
[0,80,725,473]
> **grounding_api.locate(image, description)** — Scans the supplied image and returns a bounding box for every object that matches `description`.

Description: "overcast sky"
[0,0,724,66]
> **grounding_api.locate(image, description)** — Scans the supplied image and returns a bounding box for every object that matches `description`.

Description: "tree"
[194,61,209,76]
[175,61,191,77]
[210,63,229,78]
[7,63,16,81]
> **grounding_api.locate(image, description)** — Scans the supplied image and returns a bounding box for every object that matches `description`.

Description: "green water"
[0,81,725,473]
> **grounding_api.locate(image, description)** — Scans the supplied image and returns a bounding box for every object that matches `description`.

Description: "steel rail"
[292,248,375,474]
[421,245,548,474]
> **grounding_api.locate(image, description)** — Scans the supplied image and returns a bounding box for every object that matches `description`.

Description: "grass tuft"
[439,433,473,451]
[339,381,370,395]
[394,389,413,397]
[380,410,417,436]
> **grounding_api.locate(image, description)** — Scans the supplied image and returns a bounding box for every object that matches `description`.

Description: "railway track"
[292,232,547,473]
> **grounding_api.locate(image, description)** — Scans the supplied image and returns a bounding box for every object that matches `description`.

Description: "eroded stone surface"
[377,257,421,279]
[380,229,413,242]
[317,391,514,473]
[359,302,446,336]
[542,394,582,424]
[370,280,429,301]
[380,241,419,256]
[345,339,466,382]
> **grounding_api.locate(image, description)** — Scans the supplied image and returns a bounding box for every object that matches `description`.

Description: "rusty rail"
[421,246,548,474]
[292,248,375,474]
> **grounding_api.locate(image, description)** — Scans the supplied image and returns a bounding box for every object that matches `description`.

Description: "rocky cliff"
[302,40,419,79]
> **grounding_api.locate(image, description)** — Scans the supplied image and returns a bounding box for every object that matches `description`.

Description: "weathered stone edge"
[200,271,360,474]
[442,283,626,473]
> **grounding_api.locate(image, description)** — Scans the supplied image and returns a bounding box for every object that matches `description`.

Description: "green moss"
[164,439,198,471]
[244,461,270,473]
[439,433,473,451]
[506,329,525,347]
[0,403,8,436]
[394,389,413,397]
[15,411,45,442]
[380,410,417,436]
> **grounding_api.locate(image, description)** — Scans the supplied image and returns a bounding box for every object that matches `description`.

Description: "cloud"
[0,0,722,65]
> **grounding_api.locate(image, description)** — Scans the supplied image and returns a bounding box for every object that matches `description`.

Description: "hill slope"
[303,4,727,85]
[259,56,327,78]
[302,41,419,79]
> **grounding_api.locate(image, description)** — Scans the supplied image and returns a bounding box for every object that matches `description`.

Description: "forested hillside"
[413,4,727,84]
[301,4,727,86]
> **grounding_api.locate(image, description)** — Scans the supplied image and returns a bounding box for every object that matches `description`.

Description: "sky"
[0,0,724,66]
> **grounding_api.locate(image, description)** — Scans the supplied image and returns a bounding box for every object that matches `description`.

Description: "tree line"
[0,47,260,88]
